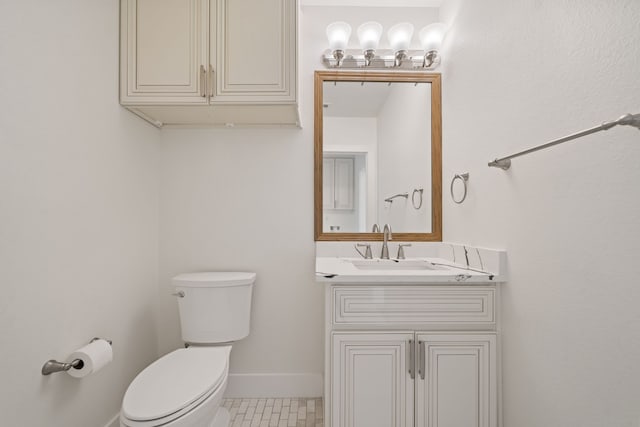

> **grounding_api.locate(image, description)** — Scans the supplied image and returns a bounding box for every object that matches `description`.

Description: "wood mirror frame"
[314,70,442,241]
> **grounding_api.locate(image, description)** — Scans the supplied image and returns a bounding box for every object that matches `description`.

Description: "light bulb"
[419,23,447,52]
[387,22,414,52]
[357,21,383,51]
[326,22,352,51]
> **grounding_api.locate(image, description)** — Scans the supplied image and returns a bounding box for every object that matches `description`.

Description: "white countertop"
[316,257,502,284]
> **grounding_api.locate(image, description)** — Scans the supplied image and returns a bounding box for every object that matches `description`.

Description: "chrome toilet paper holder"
[41,337,112,376]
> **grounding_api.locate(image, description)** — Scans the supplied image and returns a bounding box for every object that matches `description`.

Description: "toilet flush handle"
[172,291,185,298]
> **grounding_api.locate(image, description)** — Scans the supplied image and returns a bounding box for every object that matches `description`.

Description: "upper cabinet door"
[211,0,296,103]
[120,0,209,105]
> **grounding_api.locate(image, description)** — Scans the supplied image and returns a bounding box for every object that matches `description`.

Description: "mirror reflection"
[315,71,441,241]
[323,80,431,233]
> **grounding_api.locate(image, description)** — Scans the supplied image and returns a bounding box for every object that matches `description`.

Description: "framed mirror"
[314,71,442,241]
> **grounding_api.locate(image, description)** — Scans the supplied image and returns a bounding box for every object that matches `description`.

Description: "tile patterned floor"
[222,397,323,427]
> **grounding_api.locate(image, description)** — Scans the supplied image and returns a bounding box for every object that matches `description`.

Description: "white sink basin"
[350,259,445,271]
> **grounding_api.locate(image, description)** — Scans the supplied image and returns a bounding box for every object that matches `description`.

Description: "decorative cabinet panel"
[120,0,209,105]
[331,333,414,427]
[119,0,298,127]
[325,285,500,427]
[323,157,354,210]
[211,0,296,103]
[332,286,496,328]
[415,333,497,427]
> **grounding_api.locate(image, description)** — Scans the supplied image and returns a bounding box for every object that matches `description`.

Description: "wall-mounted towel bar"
[488,113,640,170]
[384,192,409,203]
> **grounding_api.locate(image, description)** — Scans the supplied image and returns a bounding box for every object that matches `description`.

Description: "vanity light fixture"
[419,22,447,68]
[357,21,383,66]
[326,21,352,66]
[323,21,447,69]
[387,23,414,66]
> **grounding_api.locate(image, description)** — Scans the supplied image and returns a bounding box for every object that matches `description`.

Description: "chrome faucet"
[381,224,392,259]
[371,224,380,233]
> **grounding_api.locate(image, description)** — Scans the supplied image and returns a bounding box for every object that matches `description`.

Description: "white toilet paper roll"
[67,339,113,378]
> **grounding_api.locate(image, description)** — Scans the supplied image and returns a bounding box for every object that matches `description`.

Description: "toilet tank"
[172,272,255,344]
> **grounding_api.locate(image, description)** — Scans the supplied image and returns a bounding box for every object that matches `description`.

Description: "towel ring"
[411,188,423,209]
[450,173,469,204]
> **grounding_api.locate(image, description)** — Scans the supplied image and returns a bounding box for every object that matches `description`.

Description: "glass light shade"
[419,23,447,51]
[357,21,383,51]
[387,22,414,52]
[326,22,352,51]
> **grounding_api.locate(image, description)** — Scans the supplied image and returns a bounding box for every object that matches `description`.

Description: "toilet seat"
[121,346,230,427]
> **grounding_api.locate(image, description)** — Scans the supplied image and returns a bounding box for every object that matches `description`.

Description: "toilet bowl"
[120,346,230,427]
[120,272,255,427]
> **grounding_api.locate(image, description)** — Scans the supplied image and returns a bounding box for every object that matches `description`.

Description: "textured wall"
[439,0,640,425]
[0,1,160,426]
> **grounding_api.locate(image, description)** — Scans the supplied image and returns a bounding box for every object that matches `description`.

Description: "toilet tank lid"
[173,272,256,288]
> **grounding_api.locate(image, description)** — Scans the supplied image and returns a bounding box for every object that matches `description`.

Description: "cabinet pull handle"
[418,340,425,380]
[209,64,214,97]
[408,339,415,379]
[199,65,206,98]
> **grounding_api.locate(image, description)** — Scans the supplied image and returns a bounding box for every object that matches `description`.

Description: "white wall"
[439,1,640,426]
[377,83,432,232]
[0,1,160,426]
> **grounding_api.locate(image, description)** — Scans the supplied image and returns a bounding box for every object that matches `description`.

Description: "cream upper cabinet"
[120,0,209,105]
[211,0,296,103]
[119,0,298,127]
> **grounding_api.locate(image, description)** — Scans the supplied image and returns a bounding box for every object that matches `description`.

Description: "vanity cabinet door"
[210,0,296,103]
[415,333,497,427]
[332,332,414,427]
[120,0,210,105]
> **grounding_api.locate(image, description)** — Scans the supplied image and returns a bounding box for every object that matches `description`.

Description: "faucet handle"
[354,244,373,259]
[397,243,412,259]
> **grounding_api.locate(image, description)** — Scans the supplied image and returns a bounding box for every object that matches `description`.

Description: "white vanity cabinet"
[326,285,499,427]
[119,0,298,127]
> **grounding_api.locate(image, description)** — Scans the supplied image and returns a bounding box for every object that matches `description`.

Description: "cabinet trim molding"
[333,286,496,327]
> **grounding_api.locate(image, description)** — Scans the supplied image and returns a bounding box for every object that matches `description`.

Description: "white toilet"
[120,272,256,427]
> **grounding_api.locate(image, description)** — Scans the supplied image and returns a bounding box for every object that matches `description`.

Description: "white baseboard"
[225,373,323,398]
[104,413,120,427]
